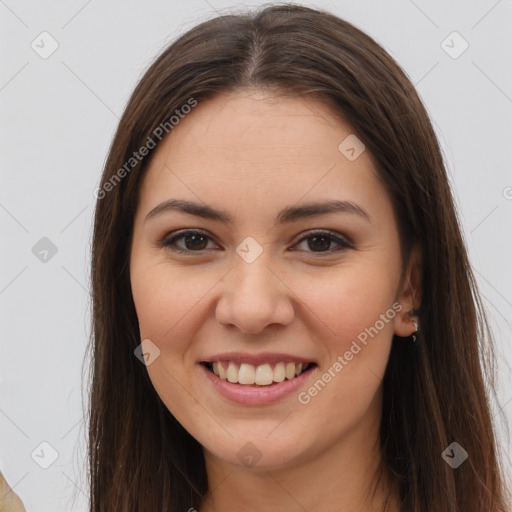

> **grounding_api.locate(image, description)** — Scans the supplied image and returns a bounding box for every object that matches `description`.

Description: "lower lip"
[200,363,316,405]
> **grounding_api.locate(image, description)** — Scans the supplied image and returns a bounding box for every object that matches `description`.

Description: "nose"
[215,255,295,334]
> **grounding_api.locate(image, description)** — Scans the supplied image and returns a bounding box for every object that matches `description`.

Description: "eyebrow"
[144,198,371,224]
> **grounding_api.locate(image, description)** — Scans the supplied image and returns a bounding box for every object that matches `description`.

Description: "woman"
[87,4,510,512]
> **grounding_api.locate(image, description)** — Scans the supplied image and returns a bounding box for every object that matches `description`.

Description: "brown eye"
[162,230,217,253]
[181,233,208,250]
[160,229,352,256]
[306,235,332,252]
[294,230,353,254]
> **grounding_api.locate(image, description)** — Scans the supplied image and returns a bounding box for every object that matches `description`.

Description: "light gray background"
[1,1,511,510]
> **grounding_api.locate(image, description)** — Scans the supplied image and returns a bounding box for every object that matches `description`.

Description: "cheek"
[131,248,400,364]
[130,262,212,413]
[289,258,398,410]
[292,260,399,349]
[128,247,400,466]
[130,260,216,350]
[283,267,398,455]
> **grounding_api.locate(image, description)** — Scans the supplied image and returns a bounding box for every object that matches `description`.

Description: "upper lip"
[200,352,316,366]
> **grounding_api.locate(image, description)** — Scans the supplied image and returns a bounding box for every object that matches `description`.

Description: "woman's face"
[130,89,417,472]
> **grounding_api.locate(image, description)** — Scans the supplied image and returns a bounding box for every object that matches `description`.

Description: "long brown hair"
[87,4,511,511]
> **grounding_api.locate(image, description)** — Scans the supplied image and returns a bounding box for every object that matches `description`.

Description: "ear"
[394,242,422,337]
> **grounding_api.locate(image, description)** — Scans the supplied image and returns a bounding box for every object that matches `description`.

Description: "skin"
[130,89,421,512]
[0,471,26,512]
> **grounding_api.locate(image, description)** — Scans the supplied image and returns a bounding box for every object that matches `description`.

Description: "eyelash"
[158,229,354,256]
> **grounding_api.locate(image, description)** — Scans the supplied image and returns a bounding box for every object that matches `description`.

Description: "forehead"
[154,89,357,162]
[136,89,388,222]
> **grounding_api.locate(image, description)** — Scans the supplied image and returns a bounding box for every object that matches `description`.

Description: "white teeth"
[218,362,227,379]
[226,361,239,383]
[285,362,296,380]
[273,362,286,382]
[238,363,256,384]
[255,364,273,385]
[208,361,311,385]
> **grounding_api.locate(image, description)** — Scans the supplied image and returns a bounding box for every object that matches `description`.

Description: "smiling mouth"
[201,361,316,386]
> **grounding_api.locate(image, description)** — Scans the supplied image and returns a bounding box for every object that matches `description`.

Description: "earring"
[411,319,418,342]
